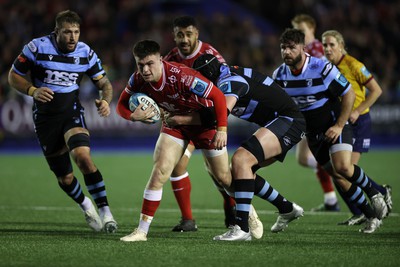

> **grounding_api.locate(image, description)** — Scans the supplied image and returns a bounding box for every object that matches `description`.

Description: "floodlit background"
[1,0,399,151]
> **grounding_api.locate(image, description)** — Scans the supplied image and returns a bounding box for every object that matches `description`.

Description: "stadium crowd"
[0,0,398,104]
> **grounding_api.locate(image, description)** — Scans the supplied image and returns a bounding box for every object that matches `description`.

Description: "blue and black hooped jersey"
[215,65,302,126]
[12,33,105,114]
[272,55,351,132]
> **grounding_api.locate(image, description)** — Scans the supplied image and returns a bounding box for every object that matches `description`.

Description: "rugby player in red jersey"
[116,39,230,242]
[163,16,236,231]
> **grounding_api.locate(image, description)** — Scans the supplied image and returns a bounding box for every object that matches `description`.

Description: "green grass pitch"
[0,150,399,267]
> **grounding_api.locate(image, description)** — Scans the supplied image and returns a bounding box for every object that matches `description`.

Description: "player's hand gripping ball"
[129,93,161,123]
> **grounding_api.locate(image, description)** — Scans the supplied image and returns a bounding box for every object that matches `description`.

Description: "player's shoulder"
[272,62,289,78]
[307,56,332,72]
[73,41,94,58]
[76,41,91,52]
[26,35,53,53]
[342,54,363,68]
[164,59,188,69]
[164,47,179,61]
[199,41,225,62]
[128,71,147,88]
[200,41,215,50]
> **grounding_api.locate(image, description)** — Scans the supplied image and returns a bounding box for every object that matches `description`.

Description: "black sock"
[254,174,292,213]
[58,176,85,204]
[234,179,254,232]
[84,169,109,208]
[344,184,375,218]
[350,165,379,198]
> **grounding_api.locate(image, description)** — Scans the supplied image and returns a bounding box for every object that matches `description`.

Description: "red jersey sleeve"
[116,88,132,121]
[206,83,228,128]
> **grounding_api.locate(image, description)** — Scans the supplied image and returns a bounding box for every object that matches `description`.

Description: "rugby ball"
[129,93,161,123]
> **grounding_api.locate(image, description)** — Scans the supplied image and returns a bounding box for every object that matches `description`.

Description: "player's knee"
[71,148,94,173]
[231,150,248,167]
[297,156,309,167]
[214,169,232,187]
[231,150,252,176]
[57,173,74,185]
[148,171,169,189]
[333,161,352,178]
[46,152,73,178]
[153,162,173,181]
[235,135,265,167]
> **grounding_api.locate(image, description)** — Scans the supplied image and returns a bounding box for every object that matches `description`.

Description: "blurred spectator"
[1,0,399,104]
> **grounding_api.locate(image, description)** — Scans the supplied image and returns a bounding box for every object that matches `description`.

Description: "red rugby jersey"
[117,60,227,128]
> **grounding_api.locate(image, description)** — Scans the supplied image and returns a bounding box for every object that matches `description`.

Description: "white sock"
[170,172,189,181]
[138,213,153,234]
[98,206,112,218]
[324,191,338,205]
[79,196,92,212]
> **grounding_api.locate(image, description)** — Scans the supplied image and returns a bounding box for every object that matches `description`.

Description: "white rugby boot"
[271,203,304,233]
[248,204,263,239]
[120,228,147,242]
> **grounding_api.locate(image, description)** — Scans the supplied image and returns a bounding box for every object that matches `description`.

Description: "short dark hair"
[55,10,81,29]
[173,16,197,28]
[133,39,161,59]
[280,28,305,45]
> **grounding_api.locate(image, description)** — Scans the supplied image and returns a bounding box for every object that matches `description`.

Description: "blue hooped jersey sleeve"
[12,34,106,93]
[217,65,249,99]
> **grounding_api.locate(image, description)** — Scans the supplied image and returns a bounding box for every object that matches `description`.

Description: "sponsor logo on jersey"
[291,95,317,109]
[27,41,37,53]
[183,75,194,87]
[44,70,79,86]
[191,77,208,94]
[74,57,80,64]
[166,93,179,99]
[361,66,371,78]
[283,136,291,146]
[309,63,319,70]
[306,79,313,87]
[322,62,332,76]
[335,73,348,86]
[219,82,230,93]
[363,138,371,148]
[169,66,181,74]
[48,55,53,61]
[168,75,177,84]
[17,55,27,63]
